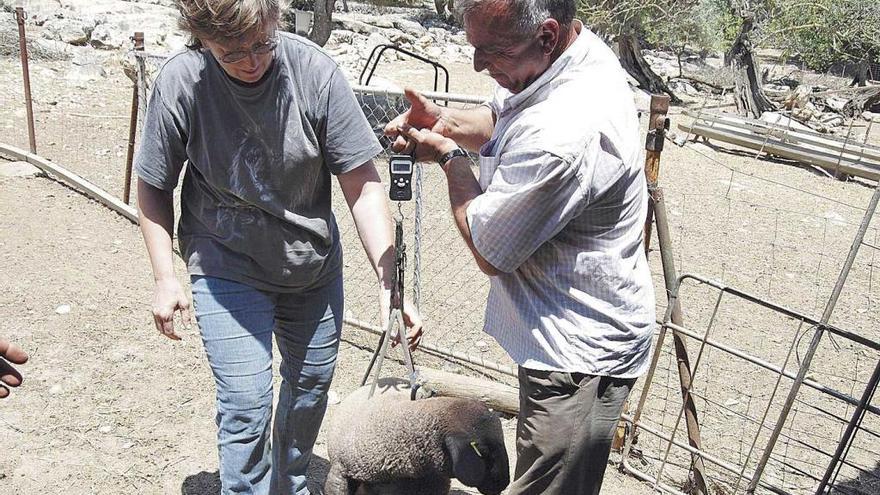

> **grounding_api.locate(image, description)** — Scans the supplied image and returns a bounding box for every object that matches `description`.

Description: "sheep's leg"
[324,462,357,495]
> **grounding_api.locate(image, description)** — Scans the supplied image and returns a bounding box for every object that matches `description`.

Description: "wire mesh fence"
[619,109,880,493]
[1,14,137,199]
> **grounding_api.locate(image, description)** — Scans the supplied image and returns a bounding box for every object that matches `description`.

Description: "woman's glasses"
[218,35,279,64]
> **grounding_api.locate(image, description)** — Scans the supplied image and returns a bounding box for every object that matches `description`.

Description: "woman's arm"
[337,161,423,349]
[137,178,191,340]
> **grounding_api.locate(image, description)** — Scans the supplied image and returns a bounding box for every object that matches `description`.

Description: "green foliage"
[772,0,880,70]
[577,0,739,53]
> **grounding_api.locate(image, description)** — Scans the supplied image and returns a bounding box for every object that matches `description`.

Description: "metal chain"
[412,162,423,310]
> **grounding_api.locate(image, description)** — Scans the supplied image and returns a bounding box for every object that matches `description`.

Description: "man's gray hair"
[454,0,576,38]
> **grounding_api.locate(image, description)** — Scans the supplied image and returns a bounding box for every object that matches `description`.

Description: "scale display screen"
[390,160,413,173]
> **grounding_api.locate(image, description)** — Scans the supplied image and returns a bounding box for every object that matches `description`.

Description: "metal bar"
[651,190,711,494]
[816,357,880,493]
[15,7,36,154]
[677,274,880,352]
[358,44,449,96]
[620,413,795,495]
[654,289,723,492]
[351,85,486,105]
[663,319,880,416]
[732,320,804,494]
[747,183,880,493]
[623,191,710,493]
[123,32,144,205]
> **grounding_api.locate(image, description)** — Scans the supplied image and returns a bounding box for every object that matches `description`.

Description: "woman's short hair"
[176,0,281,49]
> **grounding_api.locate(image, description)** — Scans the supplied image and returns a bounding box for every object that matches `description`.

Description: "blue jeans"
[191,275,343,495]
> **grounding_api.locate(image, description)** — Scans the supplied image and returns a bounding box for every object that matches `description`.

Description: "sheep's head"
[443,408,510,495]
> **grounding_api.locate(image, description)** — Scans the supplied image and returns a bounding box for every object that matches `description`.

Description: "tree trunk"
[725,18,775,118]
[617,33,681,104]
[311,0,334,47]
[850,56,869,87]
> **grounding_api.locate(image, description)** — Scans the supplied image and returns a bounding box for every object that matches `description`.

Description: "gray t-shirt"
[135,33,382,292]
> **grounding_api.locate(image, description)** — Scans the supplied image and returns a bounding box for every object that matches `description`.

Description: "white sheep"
[324,378,510,495]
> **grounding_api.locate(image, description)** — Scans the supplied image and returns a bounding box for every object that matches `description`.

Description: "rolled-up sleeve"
[466,149,587,273]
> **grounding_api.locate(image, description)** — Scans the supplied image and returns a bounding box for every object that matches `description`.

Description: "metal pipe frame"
[747,183,880,493]
[622,271,880,495]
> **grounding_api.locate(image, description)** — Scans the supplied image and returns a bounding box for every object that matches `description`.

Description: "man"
[384,0,655,493]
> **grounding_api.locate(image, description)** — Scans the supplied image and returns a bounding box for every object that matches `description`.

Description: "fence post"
[123,32,144,205]
[640,94,710,495]
[15,7,36,154]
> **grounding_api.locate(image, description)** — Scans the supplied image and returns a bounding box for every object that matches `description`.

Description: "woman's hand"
[151,278,192,340]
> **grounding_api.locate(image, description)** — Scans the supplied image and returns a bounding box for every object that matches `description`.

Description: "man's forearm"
[441,105,495,153]
[443,157,499,276]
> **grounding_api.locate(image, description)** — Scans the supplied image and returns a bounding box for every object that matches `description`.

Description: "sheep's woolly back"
[327,378,498,483]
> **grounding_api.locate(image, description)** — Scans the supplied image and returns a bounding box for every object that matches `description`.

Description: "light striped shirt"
[466,23,655,378]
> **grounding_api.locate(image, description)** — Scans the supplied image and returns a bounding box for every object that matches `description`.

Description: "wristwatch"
[438,147,468,170]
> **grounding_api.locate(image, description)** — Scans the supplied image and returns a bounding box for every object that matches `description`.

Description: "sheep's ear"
[444,433,487,487]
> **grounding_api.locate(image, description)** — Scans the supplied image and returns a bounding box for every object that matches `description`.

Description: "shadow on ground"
[181,456,333,495]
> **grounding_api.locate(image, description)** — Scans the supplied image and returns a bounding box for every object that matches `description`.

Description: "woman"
[134,0,421,493]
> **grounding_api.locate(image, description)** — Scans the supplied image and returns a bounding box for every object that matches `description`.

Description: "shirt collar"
[495,20,590,116]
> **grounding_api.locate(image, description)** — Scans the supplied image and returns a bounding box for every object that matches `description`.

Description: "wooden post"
[123,32,144,205]
[15,7,36,154]
[639,94,710,495]
[643,95,670,254]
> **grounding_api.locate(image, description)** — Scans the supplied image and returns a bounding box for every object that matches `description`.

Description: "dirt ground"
[2,23,880,495]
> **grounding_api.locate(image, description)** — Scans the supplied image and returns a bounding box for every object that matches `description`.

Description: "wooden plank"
[685,110,880,160]
[418,367,520,415]
[0,142,139,223]
[689,113,880,163]
[679,122,880,181]
[682,120,880,177]
[692,116,880,166]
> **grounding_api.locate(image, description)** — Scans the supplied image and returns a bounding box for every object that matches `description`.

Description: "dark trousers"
[509,367,636,495]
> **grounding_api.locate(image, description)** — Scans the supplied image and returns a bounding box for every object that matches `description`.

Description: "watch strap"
[438,147,468,169]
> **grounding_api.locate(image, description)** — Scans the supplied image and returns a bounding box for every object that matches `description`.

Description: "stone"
[42,17,95,45]
[393,19,427,38]
[90,22,128,49]
[0,161,42,178]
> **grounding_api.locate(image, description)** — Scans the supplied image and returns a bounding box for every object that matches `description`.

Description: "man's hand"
[398,125,461,165]
[0,339,28,399]
[384,88,448,153]
[151,278,192,340]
